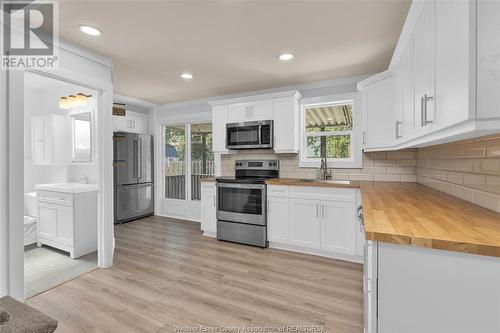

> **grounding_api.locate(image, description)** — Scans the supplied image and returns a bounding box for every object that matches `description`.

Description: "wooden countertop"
[200,176,216,182]
[265,178,361,189]
[360,182,500,257]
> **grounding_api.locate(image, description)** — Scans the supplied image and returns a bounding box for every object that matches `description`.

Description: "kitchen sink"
[299,179,352,185]
[323,180,352,185]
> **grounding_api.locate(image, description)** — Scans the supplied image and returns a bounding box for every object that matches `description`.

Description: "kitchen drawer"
[290,186,356,202]
[267,185,290,198]
[37,190,74,207]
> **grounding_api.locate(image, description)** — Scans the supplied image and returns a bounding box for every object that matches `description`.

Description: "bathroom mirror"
[71,111,92,162]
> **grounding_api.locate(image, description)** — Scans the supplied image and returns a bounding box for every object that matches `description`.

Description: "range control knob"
[269,162,272,166]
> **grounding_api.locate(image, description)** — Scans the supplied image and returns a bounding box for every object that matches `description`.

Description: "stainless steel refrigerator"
[113,132,154,224]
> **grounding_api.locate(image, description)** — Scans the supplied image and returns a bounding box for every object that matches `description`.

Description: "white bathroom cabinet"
[31,114,70,165]
[36,187,98,259]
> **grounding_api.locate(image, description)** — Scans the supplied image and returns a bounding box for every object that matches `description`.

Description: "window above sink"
[299,93,362,169]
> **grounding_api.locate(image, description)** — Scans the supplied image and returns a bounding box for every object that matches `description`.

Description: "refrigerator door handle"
[133,138,139,180]
[138,138,142,181]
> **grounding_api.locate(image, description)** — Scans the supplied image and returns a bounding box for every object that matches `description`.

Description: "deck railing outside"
[165,160,214,200]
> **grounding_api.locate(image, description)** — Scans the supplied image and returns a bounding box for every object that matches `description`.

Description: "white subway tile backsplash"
[374,174,401,182]
[374,159,399,167]
[417,136,500,213]
[221,150,417,183]
[401,175,417,182]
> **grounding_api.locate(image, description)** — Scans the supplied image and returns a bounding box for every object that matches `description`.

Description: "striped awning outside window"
[305,104,353,128]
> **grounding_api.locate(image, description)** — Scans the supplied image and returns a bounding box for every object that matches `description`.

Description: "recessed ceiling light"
[180,73,193,80]
[79,25,102,36]
[278,53,294,61]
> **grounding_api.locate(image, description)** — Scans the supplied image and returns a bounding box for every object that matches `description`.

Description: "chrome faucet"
[318,147,331,180]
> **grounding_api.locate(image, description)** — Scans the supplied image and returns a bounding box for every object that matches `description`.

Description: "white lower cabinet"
[267,185,363,262]
[368,242,500,333]
[290,198,321,249]
[267,196,290,243]
[321,200,356,255]
[200,182,217,236]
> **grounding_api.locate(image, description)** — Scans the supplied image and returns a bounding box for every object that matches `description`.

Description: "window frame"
[299,93,362,168]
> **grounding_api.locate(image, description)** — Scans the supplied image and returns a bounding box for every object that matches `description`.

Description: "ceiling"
[57,0,411,105]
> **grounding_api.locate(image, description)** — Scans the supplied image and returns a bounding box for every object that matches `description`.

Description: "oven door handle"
[216,183,266,190]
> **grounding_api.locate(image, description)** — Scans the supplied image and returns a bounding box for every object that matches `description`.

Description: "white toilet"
[24,192,38,246]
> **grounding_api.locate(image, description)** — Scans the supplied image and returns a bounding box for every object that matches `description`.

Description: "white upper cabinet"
[359,73,397,150]
[227,103,248,123]
[212,104,229,153]
[32,114,70,166]
[397,41,415,141]
[210,90,301,154]
[360,0,500,151]
[412,0,435,134]
[250,99,274,121]
[273,94,300,153]
[433,0,472,130]
[227,99,273,123]
[476,0,500,120]
[113,110,149,134]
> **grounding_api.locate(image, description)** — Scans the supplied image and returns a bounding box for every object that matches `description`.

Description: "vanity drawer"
[37,190,74,207]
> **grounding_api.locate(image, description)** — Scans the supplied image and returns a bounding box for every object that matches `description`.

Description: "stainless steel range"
[216,159,279,248]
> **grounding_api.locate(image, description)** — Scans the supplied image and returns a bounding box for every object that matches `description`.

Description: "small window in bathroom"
[71,112,92,162]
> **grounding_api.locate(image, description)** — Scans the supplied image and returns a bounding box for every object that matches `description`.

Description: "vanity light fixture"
[278,53,294,61]
[79,25,102,36]
[59,93,92,109]
[59,97,70,109]
[76,93,89,106]
[180,72,193,80]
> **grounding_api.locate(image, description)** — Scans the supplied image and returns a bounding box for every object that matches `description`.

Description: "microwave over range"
[226,120,273,150]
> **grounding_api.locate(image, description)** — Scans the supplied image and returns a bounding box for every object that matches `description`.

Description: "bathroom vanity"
[35,183,98,259]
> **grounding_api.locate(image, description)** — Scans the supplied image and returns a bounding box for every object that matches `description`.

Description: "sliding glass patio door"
[163,123,214,202]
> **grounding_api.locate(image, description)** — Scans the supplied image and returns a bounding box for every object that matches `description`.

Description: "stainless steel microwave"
[226,120,273,150]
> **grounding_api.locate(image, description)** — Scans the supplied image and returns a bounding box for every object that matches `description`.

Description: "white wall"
[0,66,7,297]
[2,36,115,300]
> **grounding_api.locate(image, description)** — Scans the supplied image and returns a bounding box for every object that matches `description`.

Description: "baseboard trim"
[269,241,363,264]
[202,231,216,238]
[154,213,201,223]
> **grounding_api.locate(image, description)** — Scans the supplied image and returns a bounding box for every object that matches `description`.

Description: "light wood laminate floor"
[28,216,363,332]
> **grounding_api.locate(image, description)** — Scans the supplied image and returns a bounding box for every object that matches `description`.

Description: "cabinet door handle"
[423,94,433,125]
[362,132,366,145]
[316,204,319,218]
[322,204,325,219]
[395,120,402,139]
[420,96,425,127]
[213,196,216,207]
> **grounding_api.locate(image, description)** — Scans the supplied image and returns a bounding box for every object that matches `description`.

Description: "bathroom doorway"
[23,71,99,298]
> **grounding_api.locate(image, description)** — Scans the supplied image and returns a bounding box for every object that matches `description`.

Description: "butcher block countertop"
[200,177,216,182]
[360,182,500,257]
[265,178,361,189]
